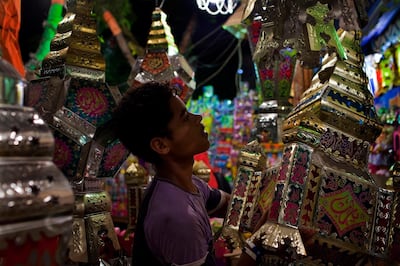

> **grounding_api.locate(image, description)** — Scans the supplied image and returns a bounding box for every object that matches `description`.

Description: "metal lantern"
[0,57,74,265]
[25,0,123,263]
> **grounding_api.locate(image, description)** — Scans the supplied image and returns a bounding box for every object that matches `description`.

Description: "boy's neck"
[155,159,197,193]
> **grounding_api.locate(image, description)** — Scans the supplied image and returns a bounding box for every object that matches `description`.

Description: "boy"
[112,82,261,265]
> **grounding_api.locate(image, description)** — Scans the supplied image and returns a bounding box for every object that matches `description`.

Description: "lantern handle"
[155,0,166,9]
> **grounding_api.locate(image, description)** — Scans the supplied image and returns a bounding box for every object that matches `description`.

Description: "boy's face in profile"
[162,95,210,159]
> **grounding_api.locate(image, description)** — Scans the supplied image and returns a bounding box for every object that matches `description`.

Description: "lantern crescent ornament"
[196,0,238,15]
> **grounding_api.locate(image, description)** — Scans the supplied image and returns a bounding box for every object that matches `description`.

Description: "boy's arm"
[207,190,230,218]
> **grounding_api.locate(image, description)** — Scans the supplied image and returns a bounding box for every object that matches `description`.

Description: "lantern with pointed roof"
[224,28,400,265]
[133,7,195,103]
[25,1,124,262]
[25,0,129,182]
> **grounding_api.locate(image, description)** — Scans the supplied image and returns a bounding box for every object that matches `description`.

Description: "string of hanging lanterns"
[196,0,239,15]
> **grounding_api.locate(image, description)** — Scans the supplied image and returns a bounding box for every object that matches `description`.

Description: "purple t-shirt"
[144,176,221,265]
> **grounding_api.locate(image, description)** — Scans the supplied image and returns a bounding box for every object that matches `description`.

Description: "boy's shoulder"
[147,180,191,210]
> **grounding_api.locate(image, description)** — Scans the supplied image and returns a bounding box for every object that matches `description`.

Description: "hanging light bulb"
[196,0,239,15]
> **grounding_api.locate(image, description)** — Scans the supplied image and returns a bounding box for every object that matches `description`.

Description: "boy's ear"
[150,137,170,155]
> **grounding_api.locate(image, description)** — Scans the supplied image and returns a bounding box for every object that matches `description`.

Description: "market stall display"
[3,0,400,264]
[223,28,400,264]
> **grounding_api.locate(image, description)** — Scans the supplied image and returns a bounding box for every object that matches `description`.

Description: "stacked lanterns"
[223,0,400,264]
[25,0,124,263]
[124,157,148,237]
[223,29,400,264]
[244,0,296,159]
[0,57,74,265]
[257,30,384,264]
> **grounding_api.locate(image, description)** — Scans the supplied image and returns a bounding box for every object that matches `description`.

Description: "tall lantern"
[25,0,125,263]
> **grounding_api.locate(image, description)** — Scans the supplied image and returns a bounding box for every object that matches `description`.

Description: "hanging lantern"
[25,0,125,263]
[196,0,239,15]
[133,8,195,103]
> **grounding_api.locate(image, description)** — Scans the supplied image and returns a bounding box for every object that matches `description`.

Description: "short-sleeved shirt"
[139,175,223,266]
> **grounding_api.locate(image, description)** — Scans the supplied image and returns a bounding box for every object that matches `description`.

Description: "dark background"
[19,0,256,100]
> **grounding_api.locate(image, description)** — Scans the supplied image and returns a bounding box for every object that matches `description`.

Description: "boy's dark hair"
[112,81,175,164]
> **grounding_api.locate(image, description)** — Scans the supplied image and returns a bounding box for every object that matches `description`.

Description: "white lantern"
[196,0,239,15]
